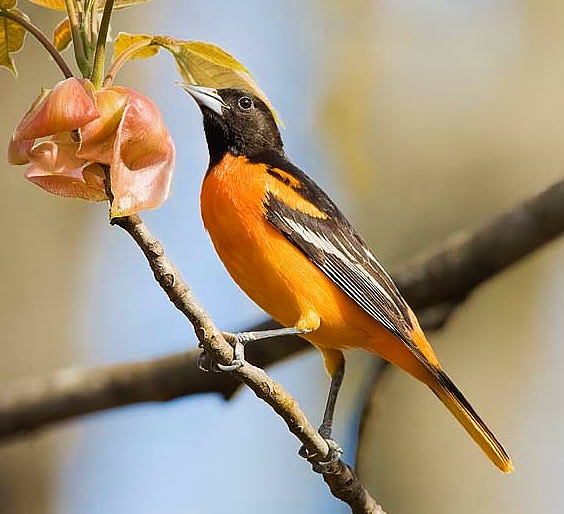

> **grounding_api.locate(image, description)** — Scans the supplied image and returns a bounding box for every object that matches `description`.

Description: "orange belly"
[200,153,437,382]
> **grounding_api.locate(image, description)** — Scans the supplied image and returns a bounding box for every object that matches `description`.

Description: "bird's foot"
[196,332,246,372]
[196,348,218,372]
[197,325,311,372]
[299,437,343,474]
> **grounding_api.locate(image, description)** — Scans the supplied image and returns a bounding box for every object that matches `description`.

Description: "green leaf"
[154,37,281,124]
[52,16,71,51]
[0,8,27,76]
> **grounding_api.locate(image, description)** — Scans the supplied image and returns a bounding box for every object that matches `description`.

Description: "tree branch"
[2,177,564,510]
[108,213,384,514]
[394,177,564,312]
[2,178,564,436]
[0,320,309,434]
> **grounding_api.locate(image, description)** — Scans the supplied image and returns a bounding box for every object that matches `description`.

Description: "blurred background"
[1,0,564,512]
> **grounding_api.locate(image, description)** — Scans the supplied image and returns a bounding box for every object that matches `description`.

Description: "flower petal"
[7,136,33,165]
[11,83,173,212]
[23,134,107,201]
[77,88,128,164]
[106,88,175,217]
[25,166,108,201]
[14,78,100,141]
[28,135,85,174]
[82,163,107,191]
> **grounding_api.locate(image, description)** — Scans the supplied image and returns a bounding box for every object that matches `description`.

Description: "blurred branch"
[394,177,564,314]
[3,178,564,434]
[1,177,564,509]
[0,319,312,444]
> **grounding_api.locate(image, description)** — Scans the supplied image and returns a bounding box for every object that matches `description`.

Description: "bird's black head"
[181,85,284,166]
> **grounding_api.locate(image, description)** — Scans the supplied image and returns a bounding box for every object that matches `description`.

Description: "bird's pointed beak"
[179,84,229,116]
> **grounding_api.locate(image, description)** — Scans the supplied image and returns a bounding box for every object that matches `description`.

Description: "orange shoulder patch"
[265,167,328,219]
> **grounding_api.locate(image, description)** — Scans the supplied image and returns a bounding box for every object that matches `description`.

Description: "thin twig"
[0,8,73,78]
[322,460,385,514]
[110,213,383,513]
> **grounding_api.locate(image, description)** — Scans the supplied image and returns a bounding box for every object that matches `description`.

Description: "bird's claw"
[196,333,247,372]
[196,349,216,372]
[299,438,343,473]
[216,359,244,372]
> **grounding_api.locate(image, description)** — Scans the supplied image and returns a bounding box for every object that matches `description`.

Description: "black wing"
[258,151,415,346]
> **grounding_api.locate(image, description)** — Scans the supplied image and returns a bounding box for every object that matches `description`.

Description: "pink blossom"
[8,77,175,217]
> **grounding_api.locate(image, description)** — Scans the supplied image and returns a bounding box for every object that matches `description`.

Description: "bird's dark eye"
[237,96,253,110]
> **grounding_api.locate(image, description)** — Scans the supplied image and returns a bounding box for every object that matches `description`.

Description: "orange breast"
[200,153,437,383]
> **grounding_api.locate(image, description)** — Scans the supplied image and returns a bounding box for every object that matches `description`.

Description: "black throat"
[202,113,231,168]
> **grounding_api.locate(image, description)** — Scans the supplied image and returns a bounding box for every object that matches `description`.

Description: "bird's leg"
[319,357,345,440]
[300,350,345,472]
[218,326,310,371]
[198,326,312,372]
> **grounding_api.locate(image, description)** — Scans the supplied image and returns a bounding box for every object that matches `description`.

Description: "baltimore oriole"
[181,84,513,473]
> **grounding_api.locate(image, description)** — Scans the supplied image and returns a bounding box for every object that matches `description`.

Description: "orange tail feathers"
[430,370,514,473]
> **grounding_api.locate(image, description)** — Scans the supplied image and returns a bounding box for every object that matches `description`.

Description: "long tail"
[430,369,514,473]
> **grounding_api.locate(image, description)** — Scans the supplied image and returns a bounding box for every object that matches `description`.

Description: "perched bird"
[182,84,513,473]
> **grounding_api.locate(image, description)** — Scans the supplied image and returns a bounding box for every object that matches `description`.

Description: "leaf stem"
[84,0,96,40]
[102,39,153,87]
[63,0,89,77]
[90,0,115,89]
[0,8,73,78]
